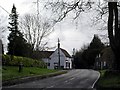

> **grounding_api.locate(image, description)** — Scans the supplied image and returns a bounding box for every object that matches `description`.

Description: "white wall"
[49,49,72,69]
[42,58,50,69]
[67,57,72,69]
[42,49,72,69]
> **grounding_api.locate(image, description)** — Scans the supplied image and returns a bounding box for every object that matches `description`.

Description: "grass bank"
[97,70,120,88]
[2,55,46,68]
[2,66,58,81]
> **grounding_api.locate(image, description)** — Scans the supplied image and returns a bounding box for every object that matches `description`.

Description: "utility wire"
[0,5,32,34]
[0,5,10,14]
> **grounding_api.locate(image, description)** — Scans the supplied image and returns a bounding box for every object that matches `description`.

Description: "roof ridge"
[60,48,71,58]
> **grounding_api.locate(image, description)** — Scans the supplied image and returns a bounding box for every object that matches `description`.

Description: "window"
[104,61,106,67]
[61,66,64,69]
[54,63,58,69]
[48,63,50,66]
[66,62,70,68]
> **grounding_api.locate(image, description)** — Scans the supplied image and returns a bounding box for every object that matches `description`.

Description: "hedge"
[2,55,47,68]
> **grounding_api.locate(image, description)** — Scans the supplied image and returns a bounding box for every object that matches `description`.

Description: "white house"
[49,48,72,69]
[40,39,72,69]
[40,48,72,69]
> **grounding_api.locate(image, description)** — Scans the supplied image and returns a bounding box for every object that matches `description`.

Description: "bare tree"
[0,18,7,39]
[0,5,10,39]
[45,0,94,22]
[108,2,120,70]
[0,14,8,54]
[87,1,120,70]
[20,14,54,51]
[44,0,120,70]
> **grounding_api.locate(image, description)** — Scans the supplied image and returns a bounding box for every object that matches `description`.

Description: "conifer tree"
[7,4,27,57]
[74,35,105,69]
[88,34,105,50]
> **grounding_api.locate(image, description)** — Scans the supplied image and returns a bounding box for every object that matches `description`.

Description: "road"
[3,69,100,89]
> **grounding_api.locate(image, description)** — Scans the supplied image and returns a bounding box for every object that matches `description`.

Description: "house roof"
[34,48,71,59]
[60,48,71,58]
[39,51,54,58]
[33,51,54,59]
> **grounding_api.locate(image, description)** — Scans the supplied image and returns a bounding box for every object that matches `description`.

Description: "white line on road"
[91,71,100,88]
[65,80,68,83]
[69,77,75,80]
[48,85,54,88]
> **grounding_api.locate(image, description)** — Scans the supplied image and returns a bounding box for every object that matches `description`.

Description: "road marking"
[65,80,68,83]
[91,71,100,88]
[86,79,89,81]
[48,85,54,88]
[64,77,75,83]
[70,77,75,80]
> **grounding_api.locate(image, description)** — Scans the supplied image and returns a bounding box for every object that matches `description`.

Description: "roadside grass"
[0,67,2,81]
[2,66,58,81]
[97,70,120,88]
[99,70,106,77]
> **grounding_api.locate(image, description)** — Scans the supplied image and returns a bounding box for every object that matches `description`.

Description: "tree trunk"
[108,2,120,70]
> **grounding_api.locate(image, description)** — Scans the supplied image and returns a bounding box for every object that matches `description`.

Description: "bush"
[2,54,46,68]
[104,70,120,77]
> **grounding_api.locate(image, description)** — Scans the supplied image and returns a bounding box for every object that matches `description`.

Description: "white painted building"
[48,48,72,69]
[40,48,72,69]
[40,39,72,69]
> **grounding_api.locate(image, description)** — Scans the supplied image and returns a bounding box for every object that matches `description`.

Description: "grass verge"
[2,66,58,81]
[96,70,120,89]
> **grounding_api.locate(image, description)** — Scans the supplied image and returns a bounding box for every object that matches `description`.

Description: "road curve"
[3,69,100,88]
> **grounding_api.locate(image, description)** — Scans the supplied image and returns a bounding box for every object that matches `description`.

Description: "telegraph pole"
[72,48,75,69]
[58,38,60,69]
[37,0,39,17]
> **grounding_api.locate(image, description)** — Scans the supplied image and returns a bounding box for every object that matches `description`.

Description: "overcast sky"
[0,0,108,55]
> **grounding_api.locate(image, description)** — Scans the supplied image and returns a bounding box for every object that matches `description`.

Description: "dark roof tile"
[60,48,71,58]
[35,48,71,59]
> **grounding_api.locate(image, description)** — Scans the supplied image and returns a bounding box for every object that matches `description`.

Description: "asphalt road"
[3,69,100,89]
